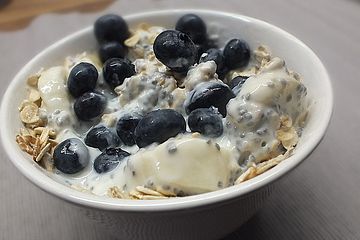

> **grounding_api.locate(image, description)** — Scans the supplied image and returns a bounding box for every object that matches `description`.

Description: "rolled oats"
[41,153,54,171]
[20,103,40,124]
[28,88,41,103]
[235,167,256,184]
[35,143,51,162]
[108,186,126,199]
[26,73,41,87]
[135,186,163,196]
[124,33,140,47]
[34,127,56,138]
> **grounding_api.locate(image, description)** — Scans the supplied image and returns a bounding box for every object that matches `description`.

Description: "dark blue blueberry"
[185,82,235,117]
[84,125,120,151]
[229,76,249,95]
[134,109,186,148]
[94,148,130,174]
[199,48,227,79]
[217,66,229,81]
[153,30,197,73]
[53,138,89,174]
[99,42,127,63]
[94,14,130,44]
[74,91,107,121]
[188,108,223,137]
[175,14,207,44]
[196,38,219,58]
[103,58,136,89]
[67,62,98,97]
[223,39,250,70]
[116,115,141,146]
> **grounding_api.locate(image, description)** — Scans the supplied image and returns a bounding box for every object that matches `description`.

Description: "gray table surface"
[1,0,359,239]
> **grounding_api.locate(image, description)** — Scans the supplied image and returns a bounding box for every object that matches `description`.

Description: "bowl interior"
[0,10,332,211]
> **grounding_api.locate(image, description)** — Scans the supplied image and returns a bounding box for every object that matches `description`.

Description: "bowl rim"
[0,9,333,212]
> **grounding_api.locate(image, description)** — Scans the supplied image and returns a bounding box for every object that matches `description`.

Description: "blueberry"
[196,38,219,57]
[153,30,197,73]
[84,126,120,151]
[94,14,130,44]
[229,76,248,95]
[175,14,207,44]
[199,48,227,79]
[223,39,250,70]
[188,108,223,137]
[134,109,186,148]
[99,42,127,63]
[53,138,89,174]
[74,91,107,121]
[67,62,98,97]
[184,82,235,117]
[217,66,229,81]
[116,115,141,146]
[103,58,136,89]
[94,148,130,174]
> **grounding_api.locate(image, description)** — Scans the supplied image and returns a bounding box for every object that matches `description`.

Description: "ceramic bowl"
[0,9,333,240]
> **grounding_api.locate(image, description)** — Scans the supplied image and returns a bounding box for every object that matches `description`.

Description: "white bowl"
[0,9,332,240]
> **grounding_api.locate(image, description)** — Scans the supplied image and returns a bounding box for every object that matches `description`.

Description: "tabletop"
[0,0,359,239]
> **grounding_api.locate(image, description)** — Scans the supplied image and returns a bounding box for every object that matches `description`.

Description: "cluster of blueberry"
[154,14,250,78]
[53,14,252,176]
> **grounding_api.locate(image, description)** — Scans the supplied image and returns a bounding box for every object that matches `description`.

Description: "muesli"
[16,14,309,199]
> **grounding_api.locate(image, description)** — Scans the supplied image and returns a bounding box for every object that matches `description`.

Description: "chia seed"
[139,84,146,92]
[256,128,268,135]
[217,181,223,188]
[167,145,177,154]
[132,171,136,176]
[159,91,166,99]
[239,109,247,115]
[265,109,273,117]
[297,128,303,137]
[168,94,174,105]
[145,180,154,188]
[246,121,254,127]
[248,154,256,162]
[215,143,221,151]
[286,94,292,102]
[267,82,275,88]
[244,113,252,120]
[177,190,185,197]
